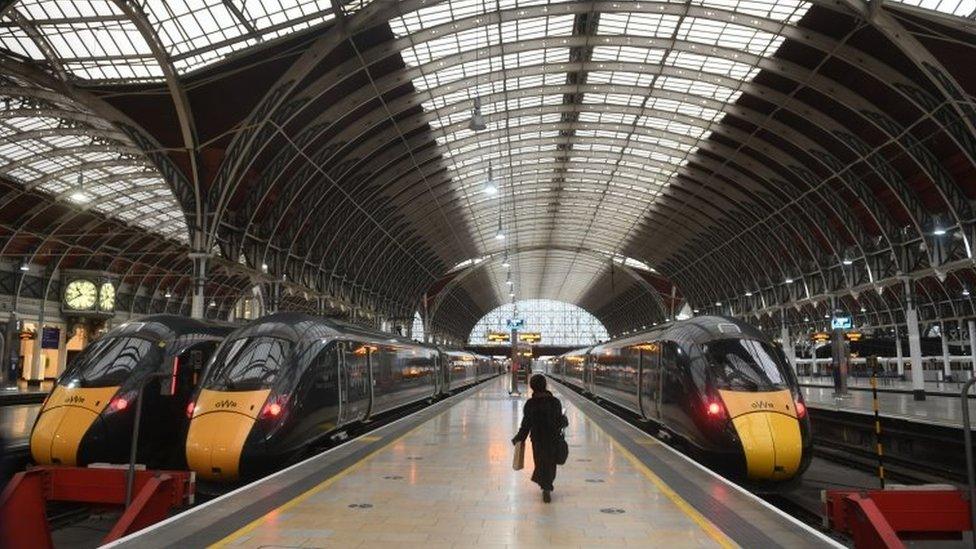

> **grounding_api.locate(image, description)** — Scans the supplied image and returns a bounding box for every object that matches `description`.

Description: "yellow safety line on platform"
[209,393,473,548]
[553,387,738,549]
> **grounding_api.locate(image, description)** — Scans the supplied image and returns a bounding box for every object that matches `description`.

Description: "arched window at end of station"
[230,286,265,322]
[467,299,609,347]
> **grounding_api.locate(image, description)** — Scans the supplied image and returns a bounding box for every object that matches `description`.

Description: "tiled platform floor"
[216,378,737,548]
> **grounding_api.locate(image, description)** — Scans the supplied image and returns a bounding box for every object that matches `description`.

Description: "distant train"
[185,313,496,482]
[30,316,232,468]
[552,316,812,483]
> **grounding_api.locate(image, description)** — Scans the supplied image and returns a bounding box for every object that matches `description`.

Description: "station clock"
[60,271,118,316]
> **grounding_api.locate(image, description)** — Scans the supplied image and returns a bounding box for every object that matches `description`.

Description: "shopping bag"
[513,440,525,471]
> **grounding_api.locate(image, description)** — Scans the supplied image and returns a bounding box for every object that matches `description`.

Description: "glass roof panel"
[0,75,188,242]
[1,0,340,81]
[887,0,976,17]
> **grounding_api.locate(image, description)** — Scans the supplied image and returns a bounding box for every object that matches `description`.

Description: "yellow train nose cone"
[30,386,119,466]
[730,411,802,480]
[719,389,803,481]
[185,389,270,481]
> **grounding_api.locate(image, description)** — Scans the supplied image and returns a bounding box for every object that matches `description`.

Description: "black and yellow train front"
[30,333,161,466]
[689,337,812,483]
[185,334,303,482]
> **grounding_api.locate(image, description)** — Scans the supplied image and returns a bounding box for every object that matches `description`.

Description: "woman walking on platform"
[512,374,568,503]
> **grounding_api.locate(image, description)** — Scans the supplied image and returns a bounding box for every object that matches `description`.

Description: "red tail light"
[186,401,196,419]
[794,400,807,418]
[261,401,282,418]
[110,397,128,411]
[706,401,725,418]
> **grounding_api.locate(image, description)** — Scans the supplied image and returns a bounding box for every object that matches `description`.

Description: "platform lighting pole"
[905,280,926,401]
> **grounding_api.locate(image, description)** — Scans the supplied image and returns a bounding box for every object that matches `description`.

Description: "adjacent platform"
[109,377,836,548]
[802,385,974,429]
[1,403,39,450]
[799,375,974,399]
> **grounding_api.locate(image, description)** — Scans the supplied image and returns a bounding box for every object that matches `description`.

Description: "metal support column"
[188,252,207,320]
[29,300,45,386]
[906,304,925,401]
[969,319,976,380]
[781,324,795,372]
[831,327,848,396]
[941,322,952,381]
[895,328,904,378]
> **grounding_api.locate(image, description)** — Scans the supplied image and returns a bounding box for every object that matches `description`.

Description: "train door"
[639,343,663,421]
[337,341,371,425]
[584,353,594,394]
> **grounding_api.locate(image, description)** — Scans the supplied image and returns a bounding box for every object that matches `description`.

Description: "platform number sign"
[506,318,525,331]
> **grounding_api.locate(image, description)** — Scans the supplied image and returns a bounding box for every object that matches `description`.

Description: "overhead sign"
[518,332,541,343]
[845,331,862,342]
[506,318,525,330]
[487,331,510,342]
[831,315,853,330]
[812,332,830,343]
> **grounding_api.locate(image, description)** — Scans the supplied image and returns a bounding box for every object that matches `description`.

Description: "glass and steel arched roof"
[388,0,811,304]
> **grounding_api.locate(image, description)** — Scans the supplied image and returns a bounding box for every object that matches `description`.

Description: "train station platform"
[802,385,974,429]
[799,375,974,398]
[0,402,38,451]
[107,376,836,548]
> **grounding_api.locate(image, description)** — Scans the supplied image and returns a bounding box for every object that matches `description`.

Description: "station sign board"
[518,332,542,343]
[812,332,830,343]
[845,331,862,342]
[506,318,525,330]
[831,314,853,330]
[487,331,510,342]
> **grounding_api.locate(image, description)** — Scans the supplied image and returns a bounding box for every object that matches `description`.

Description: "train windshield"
[63,336,157,387]
[703,338,787,392]
[207,336,291,391]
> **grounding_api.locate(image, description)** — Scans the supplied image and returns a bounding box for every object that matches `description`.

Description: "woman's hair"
[530,374,547,392]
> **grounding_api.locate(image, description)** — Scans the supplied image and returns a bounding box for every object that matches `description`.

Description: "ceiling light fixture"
[933,226,947,236]
[164,289,172,298]
[484,164,497,195]
[19,262,29,272]
[842,258,853,266]
[468,96,486,131]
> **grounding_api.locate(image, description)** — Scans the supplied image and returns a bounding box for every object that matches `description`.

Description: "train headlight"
[106,391,136,414]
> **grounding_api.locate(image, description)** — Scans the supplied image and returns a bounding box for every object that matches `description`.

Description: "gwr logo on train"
[751,401,775,410]
[214,400,238,409]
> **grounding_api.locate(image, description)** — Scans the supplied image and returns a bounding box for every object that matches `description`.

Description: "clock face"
[64,279,97,310]
[99,282,116,311]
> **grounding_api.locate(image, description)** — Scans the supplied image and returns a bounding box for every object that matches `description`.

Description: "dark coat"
[512,390,567,491]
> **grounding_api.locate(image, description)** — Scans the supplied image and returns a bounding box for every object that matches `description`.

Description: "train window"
[207,337,292,391]
[63,336,156,387]
[703,338,786,392]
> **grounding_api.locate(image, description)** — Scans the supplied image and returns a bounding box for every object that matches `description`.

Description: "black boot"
[542,490,551,503]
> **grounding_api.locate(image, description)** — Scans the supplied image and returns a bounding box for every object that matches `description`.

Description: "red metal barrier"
[0,466,195,547]
[824,487,972,548]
